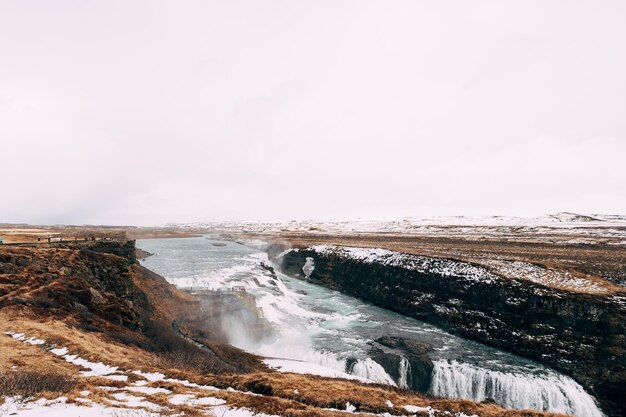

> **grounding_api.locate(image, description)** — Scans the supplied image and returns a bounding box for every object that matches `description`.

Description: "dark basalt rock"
[16,258,31,267]
[368,336,433,392]
[0,262,18,274]
[277,248,626,417]
[135,248,153,260]
[376,336,431,355]
[57,240,137,264]
[86,240,137,264]
[260,263,276,276]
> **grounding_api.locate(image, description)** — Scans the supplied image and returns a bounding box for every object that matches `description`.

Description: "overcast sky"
[1,1,625,225]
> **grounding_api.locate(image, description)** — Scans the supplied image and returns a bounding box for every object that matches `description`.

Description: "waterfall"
[304,351,349,373]
[398,357,410,389]
[429,360,604,417]
[350,358,397,386]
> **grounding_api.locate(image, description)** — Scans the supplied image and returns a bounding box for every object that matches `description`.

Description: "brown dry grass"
[0,370,76,398]
[1,307,568,417]
[204,372,570,417]
[0,307,154,371]
[0,307,231,385]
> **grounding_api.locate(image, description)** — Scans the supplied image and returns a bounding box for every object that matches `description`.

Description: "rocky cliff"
[0,240,262,373]
[278,246,626,417]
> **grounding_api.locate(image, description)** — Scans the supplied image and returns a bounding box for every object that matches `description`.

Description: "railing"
[0,235,127,246]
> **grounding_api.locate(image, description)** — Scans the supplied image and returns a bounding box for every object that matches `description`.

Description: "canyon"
[276,244,626,417]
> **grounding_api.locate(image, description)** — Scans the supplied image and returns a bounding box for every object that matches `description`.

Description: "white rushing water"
[351,358,397,385]
[137,237,604,417]
[430,360,603,417]
[398,357,411,389]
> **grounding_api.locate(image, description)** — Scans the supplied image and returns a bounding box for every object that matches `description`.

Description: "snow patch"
[168,393,195,405]
[403,405,437,416]
[483,260,610,294]
[211,405,282,417]
[169,394,226,406]
[0,396,165,417]
[124,386,172,395]
[311,246,500,284]
[61,353,119,376]
[132,370,165,382]
[5,332,45,345]
[109,392,166,411]
[50,347,68,356]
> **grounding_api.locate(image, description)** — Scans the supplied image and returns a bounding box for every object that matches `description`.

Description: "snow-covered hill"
[170,212,626,246]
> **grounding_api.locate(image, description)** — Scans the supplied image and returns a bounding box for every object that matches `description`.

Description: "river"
[137,237,604,417]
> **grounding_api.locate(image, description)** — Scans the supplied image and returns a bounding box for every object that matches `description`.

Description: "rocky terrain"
[0,240,566,417]
[367,337,433,393]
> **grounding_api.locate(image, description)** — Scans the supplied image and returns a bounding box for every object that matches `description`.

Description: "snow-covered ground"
[308,245,501,284]
[169,212,626,245]
[2,331,478,417]
[482,260,611,294]
[2,331,276,417]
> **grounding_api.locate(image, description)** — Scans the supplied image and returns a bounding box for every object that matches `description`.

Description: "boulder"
[368,336,433,392]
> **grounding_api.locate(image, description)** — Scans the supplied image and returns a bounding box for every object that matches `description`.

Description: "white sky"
[1,1,625,225]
